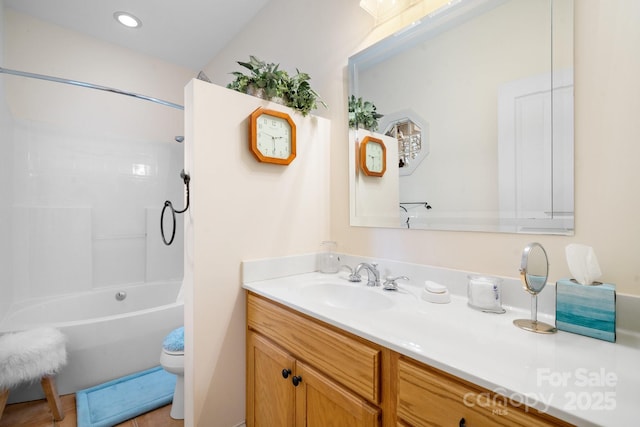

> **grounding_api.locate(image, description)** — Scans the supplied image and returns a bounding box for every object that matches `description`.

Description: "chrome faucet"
[354,263,381,287]
[383,276,409,291]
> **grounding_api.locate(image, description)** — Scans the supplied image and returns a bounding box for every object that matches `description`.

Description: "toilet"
[160,326,184,420]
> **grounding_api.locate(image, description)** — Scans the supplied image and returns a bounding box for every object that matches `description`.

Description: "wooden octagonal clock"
[249,107,296,165]
[359,136,386,177]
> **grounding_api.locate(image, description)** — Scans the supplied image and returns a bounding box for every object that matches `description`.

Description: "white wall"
[184,81,331,426]
[1,10,194,304]
[205,0,640,301]
[0,0,13,319]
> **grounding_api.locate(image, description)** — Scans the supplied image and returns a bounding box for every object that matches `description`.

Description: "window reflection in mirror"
[348,0,574,234]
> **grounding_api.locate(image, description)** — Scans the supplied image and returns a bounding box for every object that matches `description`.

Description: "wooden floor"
[0,393,184,427]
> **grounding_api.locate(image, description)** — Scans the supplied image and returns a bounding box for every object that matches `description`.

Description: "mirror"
[521,243,549,294]
[514,242,557,333]
[348,0,574,234]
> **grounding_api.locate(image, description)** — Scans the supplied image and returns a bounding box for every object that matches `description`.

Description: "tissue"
[565,244,602,285]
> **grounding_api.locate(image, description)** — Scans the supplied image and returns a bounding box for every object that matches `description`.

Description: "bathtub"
[0,280,184,404]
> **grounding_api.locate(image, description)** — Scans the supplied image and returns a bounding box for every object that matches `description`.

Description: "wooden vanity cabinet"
[247,293,381,427]
[395,356,573,427]
[247,332,296,425]
[246,292,572,427]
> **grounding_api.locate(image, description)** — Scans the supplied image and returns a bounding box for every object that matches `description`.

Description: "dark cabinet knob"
[459,418,466,427]
[292,375,302,386]
[281,368,291,379]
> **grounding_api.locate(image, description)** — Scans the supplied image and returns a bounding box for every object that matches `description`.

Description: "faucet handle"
[383,276,409,291]
[341,265,361,282]
[369,263,381,284]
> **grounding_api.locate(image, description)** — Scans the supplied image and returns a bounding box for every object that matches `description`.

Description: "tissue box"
[556,279,616,342]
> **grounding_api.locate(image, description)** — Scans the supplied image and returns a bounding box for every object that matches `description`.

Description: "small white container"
[467,275,505,314]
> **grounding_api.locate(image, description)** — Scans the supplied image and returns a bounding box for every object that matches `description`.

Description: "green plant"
[348,95,383,131]
[286,69,327,117]
[227,56,326,116]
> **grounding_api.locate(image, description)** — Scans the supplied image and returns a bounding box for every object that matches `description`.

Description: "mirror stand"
[513,294,557,334]
[513,242,557,334]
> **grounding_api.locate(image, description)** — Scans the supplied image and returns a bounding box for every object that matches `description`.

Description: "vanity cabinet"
[246,292,572,427]
[247,293,381,427]
[396,356,572,427]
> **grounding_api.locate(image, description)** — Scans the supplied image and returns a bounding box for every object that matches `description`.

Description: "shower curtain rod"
[0,66,184,110]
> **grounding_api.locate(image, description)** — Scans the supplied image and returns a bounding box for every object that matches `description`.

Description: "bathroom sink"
[299,283,394,310]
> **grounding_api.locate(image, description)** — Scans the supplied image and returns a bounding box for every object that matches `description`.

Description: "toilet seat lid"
[163,326,184,352]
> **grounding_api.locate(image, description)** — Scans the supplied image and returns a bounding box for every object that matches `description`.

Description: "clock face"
[249,108,296,165]
[359,136,386,177]
[257,114,292,159]
[365,141,384,173]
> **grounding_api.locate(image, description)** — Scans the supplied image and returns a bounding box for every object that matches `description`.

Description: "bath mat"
[76,366,176,427]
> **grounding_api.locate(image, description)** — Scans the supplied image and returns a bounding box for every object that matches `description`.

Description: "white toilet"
[160,326,184,420]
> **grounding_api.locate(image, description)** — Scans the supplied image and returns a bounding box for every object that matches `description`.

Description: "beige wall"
[206,0,640,298]
[3,9,193,141]
[184,81,331,426]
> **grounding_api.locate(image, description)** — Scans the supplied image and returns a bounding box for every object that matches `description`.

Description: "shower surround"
[0,37,187,308]
[0,69,186,404]
[9,118,184,300]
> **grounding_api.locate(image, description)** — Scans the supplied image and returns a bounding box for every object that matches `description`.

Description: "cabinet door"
[247,332,296,427]
[248,293,382,403]
[295,361,380,427]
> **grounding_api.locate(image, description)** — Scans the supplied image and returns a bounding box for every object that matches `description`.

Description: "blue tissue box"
[556,279,616,342]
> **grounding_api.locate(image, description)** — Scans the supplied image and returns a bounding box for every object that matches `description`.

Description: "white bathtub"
[0,281,184,403]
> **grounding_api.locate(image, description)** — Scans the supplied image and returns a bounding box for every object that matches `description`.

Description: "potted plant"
[348,95,383,131]
[227,56,326,116]
[286,69,327,117]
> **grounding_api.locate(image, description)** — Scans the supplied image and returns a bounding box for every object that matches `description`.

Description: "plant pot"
[269,96,289,106]
[246,85,288,106]
[246,84,266,99]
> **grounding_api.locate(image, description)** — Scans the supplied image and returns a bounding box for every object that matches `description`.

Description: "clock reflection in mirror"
[359,136,387,177]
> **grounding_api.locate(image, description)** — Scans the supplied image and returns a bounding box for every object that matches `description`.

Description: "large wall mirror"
[348,0,574,234]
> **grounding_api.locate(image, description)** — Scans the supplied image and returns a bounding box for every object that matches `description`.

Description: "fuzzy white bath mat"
[0,327,67,389]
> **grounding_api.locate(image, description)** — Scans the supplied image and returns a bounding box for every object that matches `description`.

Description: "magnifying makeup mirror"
[513,242,557,334]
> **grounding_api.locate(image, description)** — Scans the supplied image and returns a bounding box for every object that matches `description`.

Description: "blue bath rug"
[76,366,176,427]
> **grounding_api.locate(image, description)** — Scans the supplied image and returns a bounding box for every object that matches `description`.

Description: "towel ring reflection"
[161,170,190,246]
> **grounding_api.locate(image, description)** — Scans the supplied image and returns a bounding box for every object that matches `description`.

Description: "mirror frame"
[348,0,574,235]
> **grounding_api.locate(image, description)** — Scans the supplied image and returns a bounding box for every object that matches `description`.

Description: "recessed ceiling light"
[113,11,142,28]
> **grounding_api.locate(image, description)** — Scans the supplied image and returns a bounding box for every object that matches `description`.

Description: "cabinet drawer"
[247,292,381,403]
[397,357,572,427]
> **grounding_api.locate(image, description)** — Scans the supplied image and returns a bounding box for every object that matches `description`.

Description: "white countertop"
[243,271,640,426]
